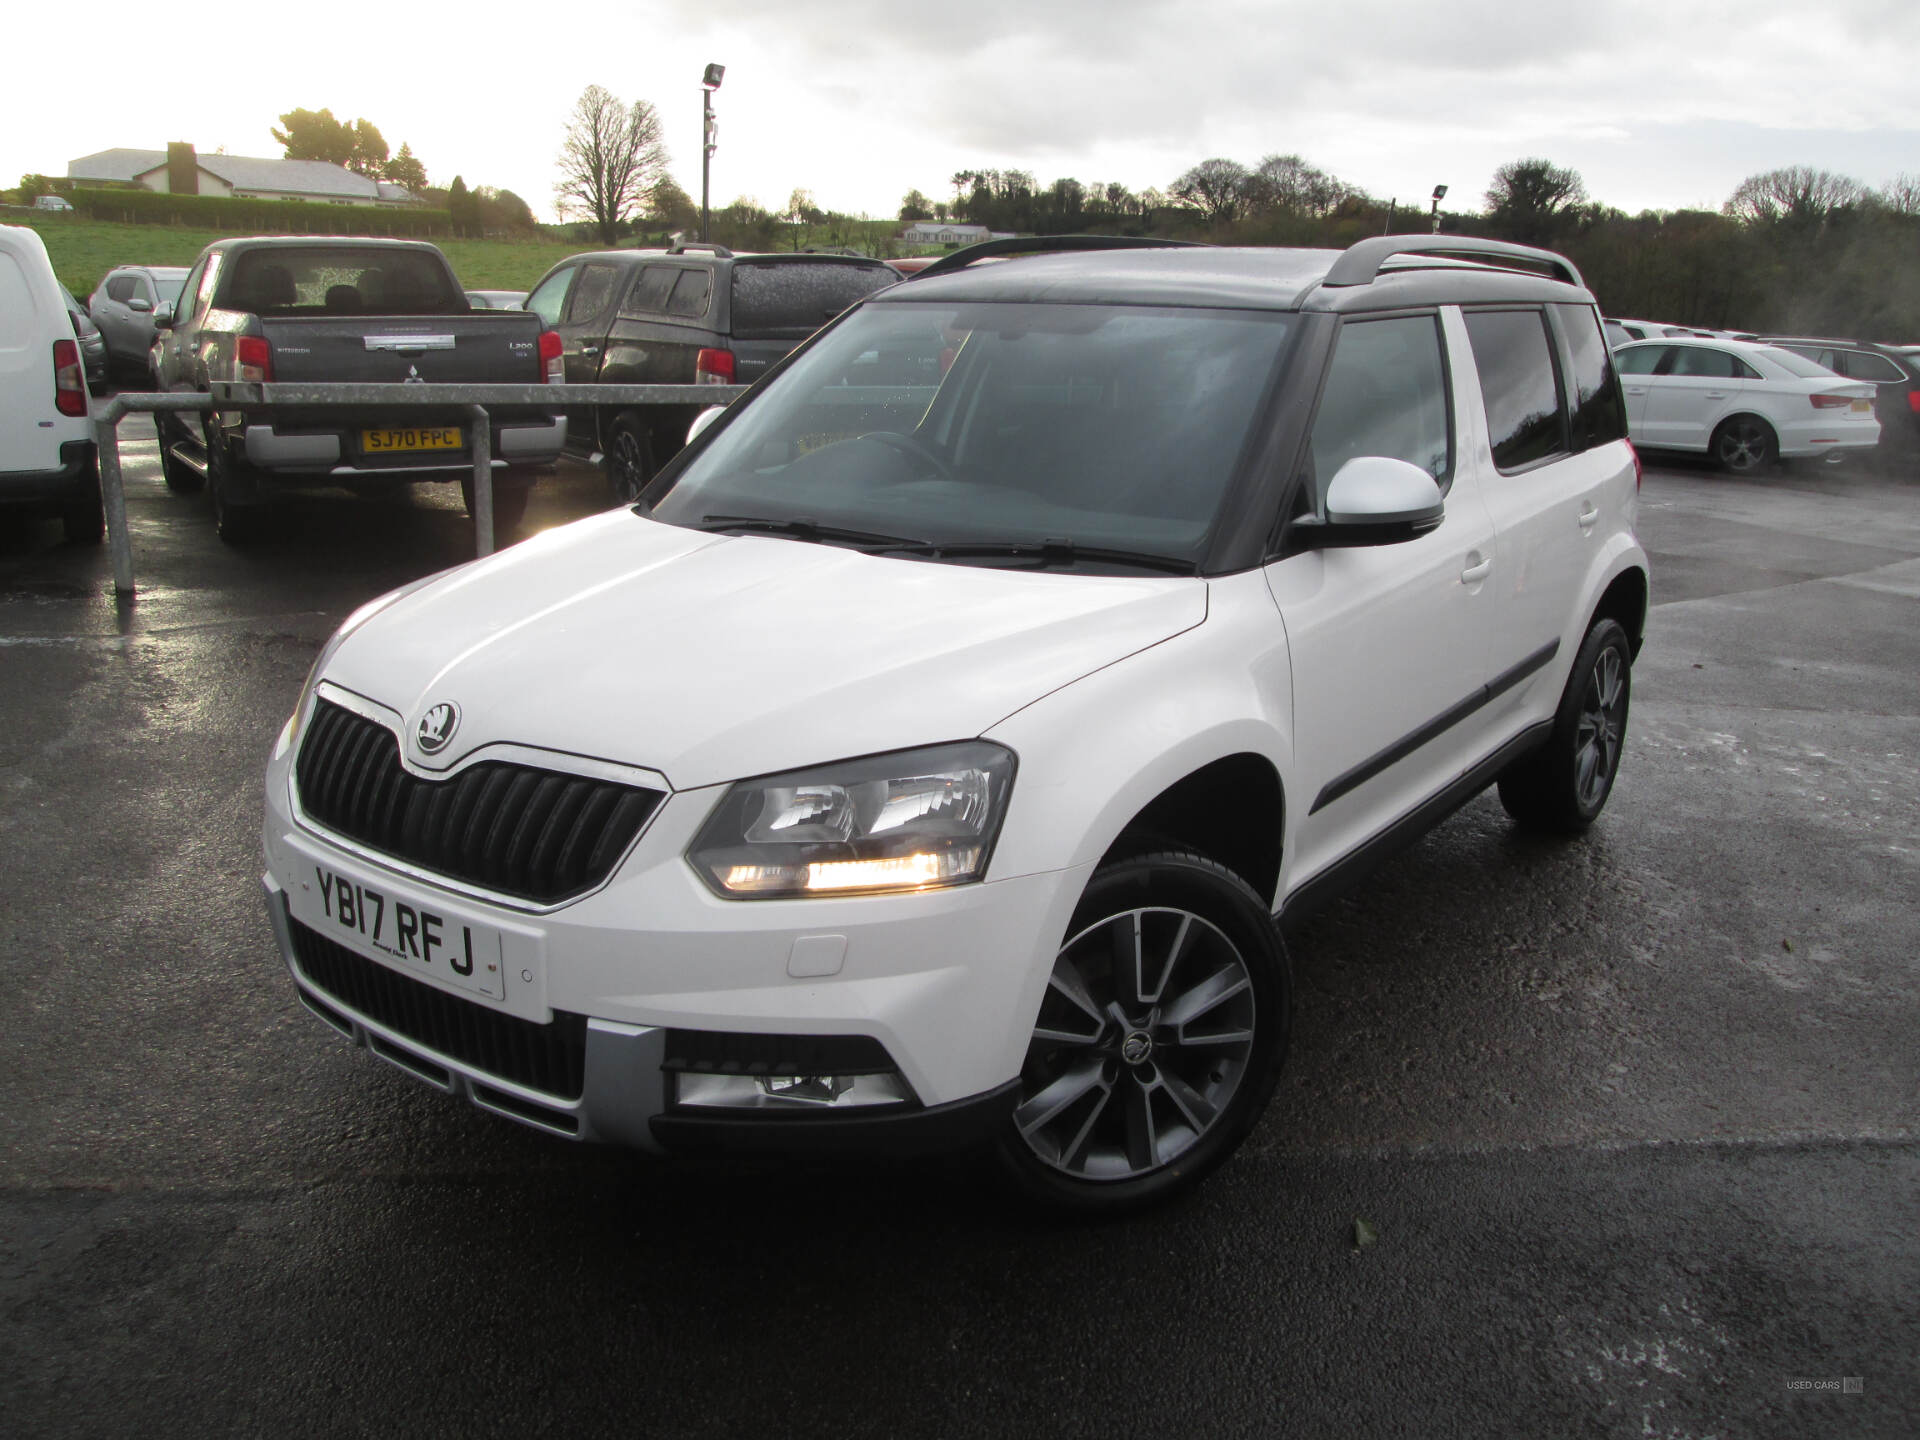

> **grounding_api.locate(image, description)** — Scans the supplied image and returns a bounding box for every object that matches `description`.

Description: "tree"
[446,175,481,237]
[1724,166,1867,226]
[1484,158,1589,244]
[1171,158,1251,225]
[647,176,698,235]
[899,188,933,222]
[384,142,428,194]
[476,187,537,233]
[1881,173,1920,217]
[347,119,389,178]
[271,108,356,168]
[1247,154,1351,218]
[555,85,670,245]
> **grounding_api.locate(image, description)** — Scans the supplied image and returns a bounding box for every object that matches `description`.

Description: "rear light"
[696,347,736,385]
[1907,389,1919,414]
[1626,439,1642,491]
[1809,392,1854,410]
[237,335,273,384]
[538,329,564,384]
[52,339,87,416]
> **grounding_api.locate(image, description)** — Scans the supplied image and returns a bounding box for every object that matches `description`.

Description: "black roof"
[871,242,1595,314]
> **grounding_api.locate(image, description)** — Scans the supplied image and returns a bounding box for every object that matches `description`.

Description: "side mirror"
[151,303,174,330]
[687,404,727,445]
[1306,456,1444,546]
[128,297,153,313]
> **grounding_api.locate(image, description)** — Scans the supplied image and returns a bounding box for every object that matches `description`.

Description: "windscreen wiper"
[867,538,1202,576]
[697,514,930,549]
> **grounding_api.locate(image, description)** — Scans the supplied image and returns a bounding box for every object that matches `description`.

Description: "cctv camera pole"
[1431,184,1449,234]
[700,63,725,243]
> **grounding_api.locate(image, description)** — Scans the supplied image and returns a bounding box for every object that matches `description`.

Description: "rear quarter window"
[1555,304,1628,451]
[729,263,898,338]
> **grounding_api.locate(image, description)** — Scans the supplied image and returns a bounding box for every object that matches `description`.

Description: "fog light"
[675,1071,913,1110]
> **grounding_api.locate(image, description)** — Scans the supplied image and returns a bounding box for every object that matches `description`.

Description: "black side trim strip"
[1283,718,1555,926]
[1309,639,1559,815]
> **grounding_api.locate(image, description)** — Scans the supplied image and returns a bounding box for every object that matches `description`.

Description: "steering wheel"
[861,429,954,482]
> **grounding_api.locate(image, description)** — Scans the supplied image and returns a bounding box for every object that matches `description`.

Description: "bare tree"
[1247,154,1351,218]
[1880,173,1920,216]
[556,86,670,244]
[1171,158,1251,225]
[1484,158,1588,244]
[1723,166,1866,226]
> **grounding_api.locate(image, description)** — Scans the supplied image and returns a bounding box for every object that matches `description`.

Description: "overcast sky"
[10,0,1918,222]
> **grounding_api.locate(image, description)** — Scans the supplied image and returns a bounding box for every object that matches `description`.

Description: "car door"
[1613,342,1666,435]
[1467,303,1632,734]
[95,274,137,360]
[1266,310,1499,889]
[1640,344,1747,451]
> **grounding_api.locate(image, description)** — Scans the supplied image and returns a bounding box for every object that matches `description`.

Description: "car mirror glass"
[1314,456,1445,543]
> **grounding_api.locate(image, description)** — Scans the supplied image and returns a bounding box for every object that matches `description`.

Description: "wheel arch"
[1591,564,1650,659]
[1096,752,1286,908]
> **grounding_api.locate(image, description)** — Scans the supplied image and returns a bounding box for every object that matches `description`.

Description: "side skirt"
[1279,719,1554,932]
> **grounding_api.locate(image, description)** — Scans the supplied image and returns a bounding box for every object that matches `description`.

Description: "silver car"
[89,266,190,373]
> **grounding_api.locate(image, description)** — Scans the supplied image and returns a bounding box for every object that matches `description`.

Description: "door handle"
[1578,503,1599,530]
[1705,390,1728,399]
[1460,555,1492,584]
[579,343,600,355]
[1624,385,1646,395]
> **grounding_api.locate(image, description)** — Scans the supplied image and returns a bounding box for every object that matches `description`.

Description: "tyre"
[61,457,104,545]
[1711,415,1777,475]
[996,850,1290,1213]
[461,470,532,539]
[1497,617,1632,833]
[155,413,204,494]
[205,430,260,544]
[604,411,657,505]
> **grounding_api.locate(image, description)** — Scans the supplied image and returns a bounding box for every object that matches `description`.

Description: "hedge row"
[67,185,453,237]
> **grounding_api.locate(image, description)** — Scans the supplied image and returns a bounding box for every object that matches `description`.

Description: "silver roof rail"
[1322,235,1584,290]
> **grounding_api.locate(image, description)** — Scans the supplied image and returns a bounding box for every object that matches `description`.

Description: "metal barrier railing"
[93,382,749,595]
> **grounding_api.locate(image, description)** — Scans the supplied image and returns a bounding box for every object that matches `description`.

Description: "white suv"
[0,224,102,543]
[261,236,1649,1210]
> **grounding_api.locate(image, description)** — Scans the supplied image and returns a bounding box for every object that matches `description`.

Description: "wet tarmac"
[3,423,1915,1436]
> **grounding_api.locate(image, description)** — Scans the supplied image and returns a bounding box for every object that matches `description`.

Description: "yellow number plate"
[1851,398,1872,413]
[363,426,463,453]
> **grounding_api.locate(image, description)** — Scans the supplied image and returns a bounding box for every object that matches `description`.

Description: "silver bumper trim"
[261,873,667,1150]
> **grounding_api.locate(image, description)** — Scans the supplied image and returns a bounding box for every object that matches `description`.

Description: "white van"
[0,224,101,542]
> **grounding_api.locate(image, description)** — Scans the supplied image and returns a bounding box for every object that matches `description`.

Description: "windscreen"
[153,271,188,303]
[649,301,1292,567]
[218,248,466,316]
[729,262,899,337]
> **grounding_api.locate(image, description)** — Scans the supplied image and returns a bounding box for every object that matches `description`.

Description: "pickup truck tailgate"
[261,315,544,384]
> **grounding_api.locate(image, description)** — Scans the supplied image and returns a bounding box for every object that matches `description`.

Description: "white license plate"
[292,862,506,1002]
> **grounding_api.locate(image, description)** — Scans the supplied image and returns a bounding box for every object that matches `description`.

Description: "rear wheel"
[997,850,1290,1213]
[1498,617,1633,833]
[604,412,657,505]
[61,456,104,545]
[205,430,261,544]
[1712,415,1777,475]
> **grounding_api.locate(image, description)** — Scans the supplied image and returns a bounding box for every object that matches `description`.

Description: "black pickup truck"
[523,243,897,501]
[152,237,566,541]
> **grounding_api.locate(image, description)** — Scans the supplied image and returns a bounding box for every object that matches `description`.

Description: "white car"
[262,236,1650,1209]
[1613,337,1879,473]
[0,224,102,542]
[1606,317,1713,348]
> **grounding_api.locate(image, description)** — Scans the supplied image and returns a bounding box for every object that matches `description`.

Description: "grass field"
[14,215,591,299]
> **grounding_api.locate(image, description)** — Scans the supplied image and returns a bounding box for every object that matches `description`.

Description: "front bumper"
[261,730,1081,1154]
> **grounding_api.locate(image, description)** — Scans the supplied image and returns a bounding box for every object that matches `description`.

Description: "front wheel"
[997,851,1290,1213]
[1712,415,1777,475]
[1498,617,1632,833]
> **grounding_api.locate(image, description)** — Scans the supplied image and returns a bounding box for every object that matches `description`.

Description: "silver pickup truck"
[152,236,565,542]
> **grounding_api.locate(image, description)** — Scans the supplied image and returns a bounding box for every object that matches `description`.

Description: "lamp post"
[701,63,724,243]
[1430,183,1448,234]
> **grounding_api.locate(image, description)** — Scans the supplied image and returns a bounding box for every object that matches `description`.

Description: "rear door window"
[1463,308,1568,471]
[666,269,712,319]
[729,262,898,338]
[1554,304,1628,451]
[620,266,675,316]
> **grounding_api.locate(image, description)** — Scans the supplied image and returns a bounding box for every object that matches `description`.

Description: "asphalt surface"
[3,420,1916,1437]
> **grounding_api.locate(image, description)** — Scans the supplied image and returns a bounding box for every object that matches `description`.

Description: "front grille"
[295,698,662,904]
[290,919,587,1099]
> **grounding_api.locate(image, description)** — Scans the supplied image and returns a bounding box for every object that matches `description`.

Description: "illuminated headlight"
[688,741,1016,898]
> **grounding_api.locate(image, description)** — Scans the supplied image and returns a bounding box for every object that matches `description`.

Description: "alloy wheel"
[1574,645,1627,811]
[1015,906,1256,1182]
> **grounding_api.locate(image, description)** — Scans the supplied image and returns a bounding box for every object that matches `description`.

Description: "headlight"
[689,742,1016,898]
